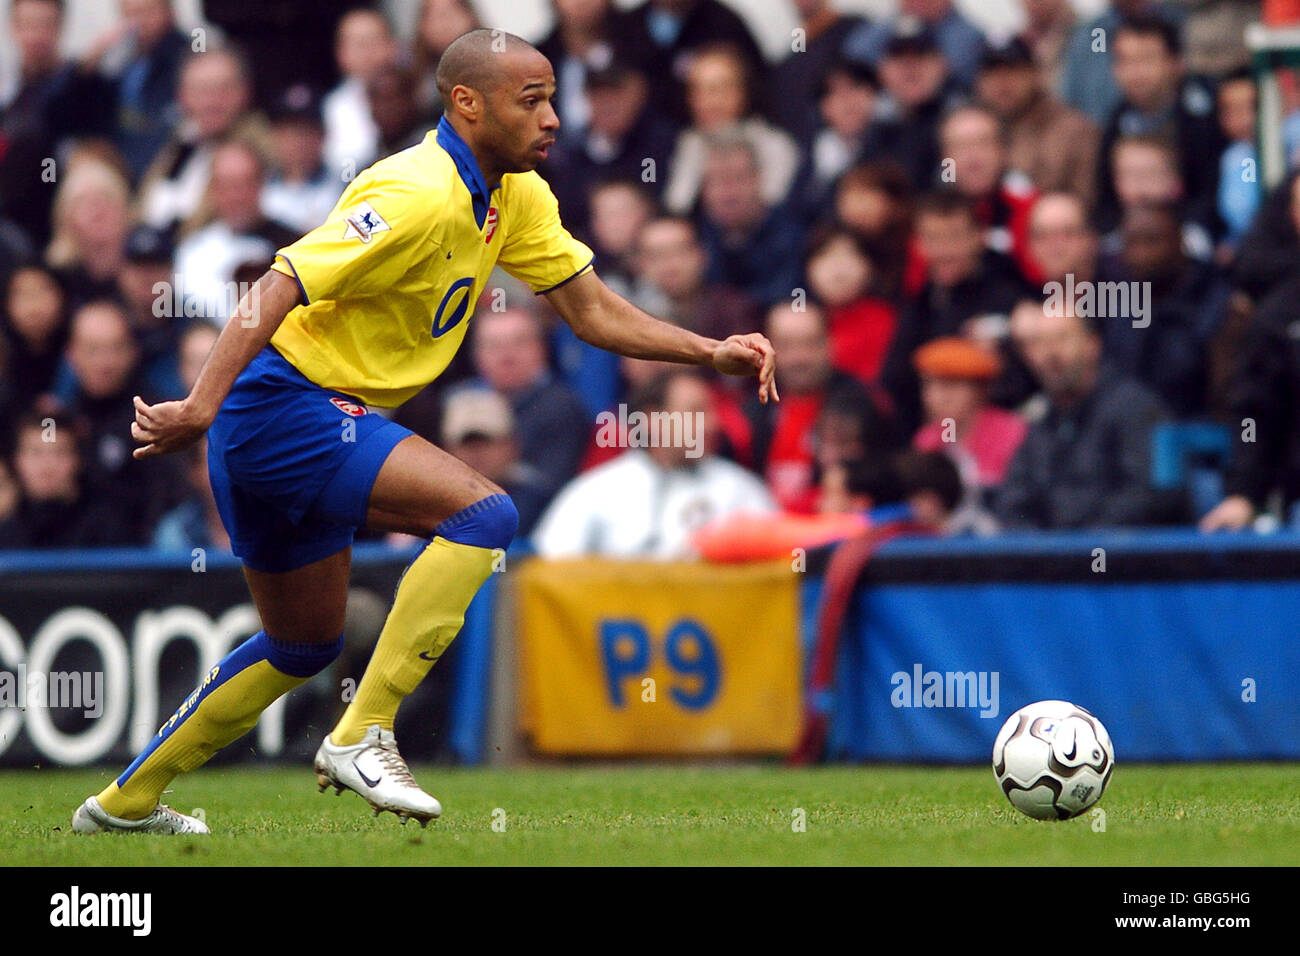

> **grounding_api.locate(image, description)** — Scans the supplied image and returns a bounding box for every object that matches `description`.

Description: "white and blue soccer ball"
[992,700,1115,820]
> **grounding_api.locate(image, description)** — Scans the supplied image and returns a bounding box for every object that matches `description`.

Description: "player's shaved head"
[435,28,538,101]
[435,28,559,181]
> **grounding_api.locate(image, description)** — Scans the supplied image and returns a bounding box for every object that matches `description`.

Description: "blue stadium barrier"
[807,530,1300,763]
[3,531,1298,766]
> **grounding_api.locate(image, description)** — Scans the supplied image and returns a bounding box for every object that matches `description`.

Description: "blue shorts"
[207,345,413,573]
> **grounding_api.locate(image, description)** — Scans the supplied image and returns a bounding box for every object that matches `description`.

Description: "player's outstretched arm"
[546,270,779,403]
[131,269,304,459]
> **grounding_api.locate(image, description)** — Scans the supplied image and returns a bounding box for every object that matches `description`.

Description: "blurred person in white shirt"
[321,8,398,178]
[533,368,775,559]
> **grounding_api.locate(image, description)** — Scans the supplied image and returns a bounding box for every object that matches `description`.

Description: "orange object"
[693,510,871,562]
[912,336,1002,380]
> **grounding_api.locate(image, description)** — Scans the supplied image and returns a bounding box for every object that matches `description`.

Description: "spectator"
[412,0,481,115]
[533,369,775,559]
[1233,169,1300,303]
[629,215,759,343]
[626,0,766,125]
[541,63,676,231]
[769,0,865,142]
[747,301,895,512]
[535,0,647,144]
[87,0,190,182]
[893,448,965,532]
[117,224,185,399]
[62,299,184,541]
[881,190,1032,436]
[1103,134,1214,261]
[1020,0,1079,93]
[810,390,899,513]
[367,64,435,160]
[1200,259,1300,531]
[1095,201,1228,417]
[911,336,1027,534]
[173,140,297,323]
[794,58,881,218]
[867,17,964,189]
[937,104,1042,282]
[584,180,656,292]
[995,302,1185,529]
[1060,0,1181,125]
[696,134,804,307]
[1095,15,1222,239]
[0,411,136,548]
[663,43,801,217]
[844,1,987,89]
[469,306,589,497]
[832,160,919,299]
[321,7,398,176]
[1215,68,1260,254]
[549,179,657,418]
[201,0,356,106]
[0,0,113,246]
[261,84,345,234]
[0,264,67,418]
[975,35,1100,212]
[137,47,270,233]
[152,437,231,553]
[45,152,131,309]
[1028,191,1100,287]
[177,320,219,393]
[804,225,896,386]
[440,388,551,538]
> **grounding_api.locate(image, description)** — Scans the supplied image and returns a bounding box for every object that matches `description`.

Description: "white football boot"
[72,796,210,835]
[314,725,442,827]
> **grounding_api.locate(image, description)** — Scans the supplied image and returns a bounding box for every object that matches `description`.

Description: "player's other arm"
[131,269,304,458]
[546,270,779,404]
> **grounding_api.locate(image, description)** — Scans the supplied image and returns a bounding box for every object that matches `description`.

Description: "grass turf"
[1,763,1296,866]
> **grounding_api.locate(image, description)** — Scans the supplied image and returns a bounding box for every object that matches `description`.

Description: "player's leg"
[327,433,518,749]
[74,550,352,834]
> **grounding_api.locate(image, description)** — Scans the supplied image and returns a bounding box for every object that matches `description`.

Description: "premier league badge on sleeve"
[343,201,392,243]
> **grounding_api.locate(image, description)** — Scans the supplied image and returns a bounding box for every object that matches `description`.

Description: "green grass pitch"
[2,763,1297,866]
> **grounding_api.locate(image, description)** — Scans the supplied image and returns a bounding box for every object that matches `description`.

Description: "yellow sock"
[331,536,496,745]
[97,631,340,820]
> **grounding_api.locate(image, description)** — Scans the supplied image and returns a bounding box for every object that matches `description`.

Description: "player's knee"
[433,492,519,551]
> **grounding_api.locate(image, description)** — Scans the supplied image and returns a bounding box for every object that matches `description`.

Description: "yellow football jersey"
[269,116,594,407]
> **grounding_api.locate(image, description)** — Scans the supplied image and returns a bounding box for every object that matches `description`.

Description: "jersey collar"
[435,115,498,229]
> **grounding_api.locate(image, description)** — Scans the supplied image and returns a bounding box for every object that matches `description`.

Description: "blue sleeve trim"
[534,255,595,296]
[276,253,310,305]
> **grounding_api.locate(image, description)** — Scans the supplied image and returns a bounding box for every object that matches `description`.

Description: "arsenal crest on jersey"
[484,205,498,243]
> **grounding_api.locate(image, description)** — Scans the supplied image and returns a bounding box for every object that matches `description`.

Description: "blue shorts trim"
[207,345,413,573]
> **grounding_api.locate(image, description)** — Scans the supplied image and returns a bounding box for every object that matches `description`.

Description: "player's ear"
[451,84,481,122]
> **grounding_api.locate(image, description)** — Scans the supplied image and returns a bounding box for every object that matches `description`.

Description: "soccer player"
[72,30,777,834]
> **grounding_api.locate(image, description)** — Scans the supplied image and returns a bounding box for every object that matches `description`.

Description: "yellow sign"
[516,558,802,755]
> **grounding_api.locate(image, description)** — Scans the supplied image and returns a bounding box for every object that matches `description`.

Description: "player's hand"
[712,333,779,404]
[130,395,212,459]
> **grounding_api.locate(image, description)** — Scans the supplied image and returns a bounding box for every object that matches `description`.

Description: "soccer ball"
[992,700,1114,820]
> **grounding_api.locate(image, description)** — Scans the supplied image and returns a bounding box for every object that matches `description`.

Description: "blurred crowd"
[2,0,1299,559]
